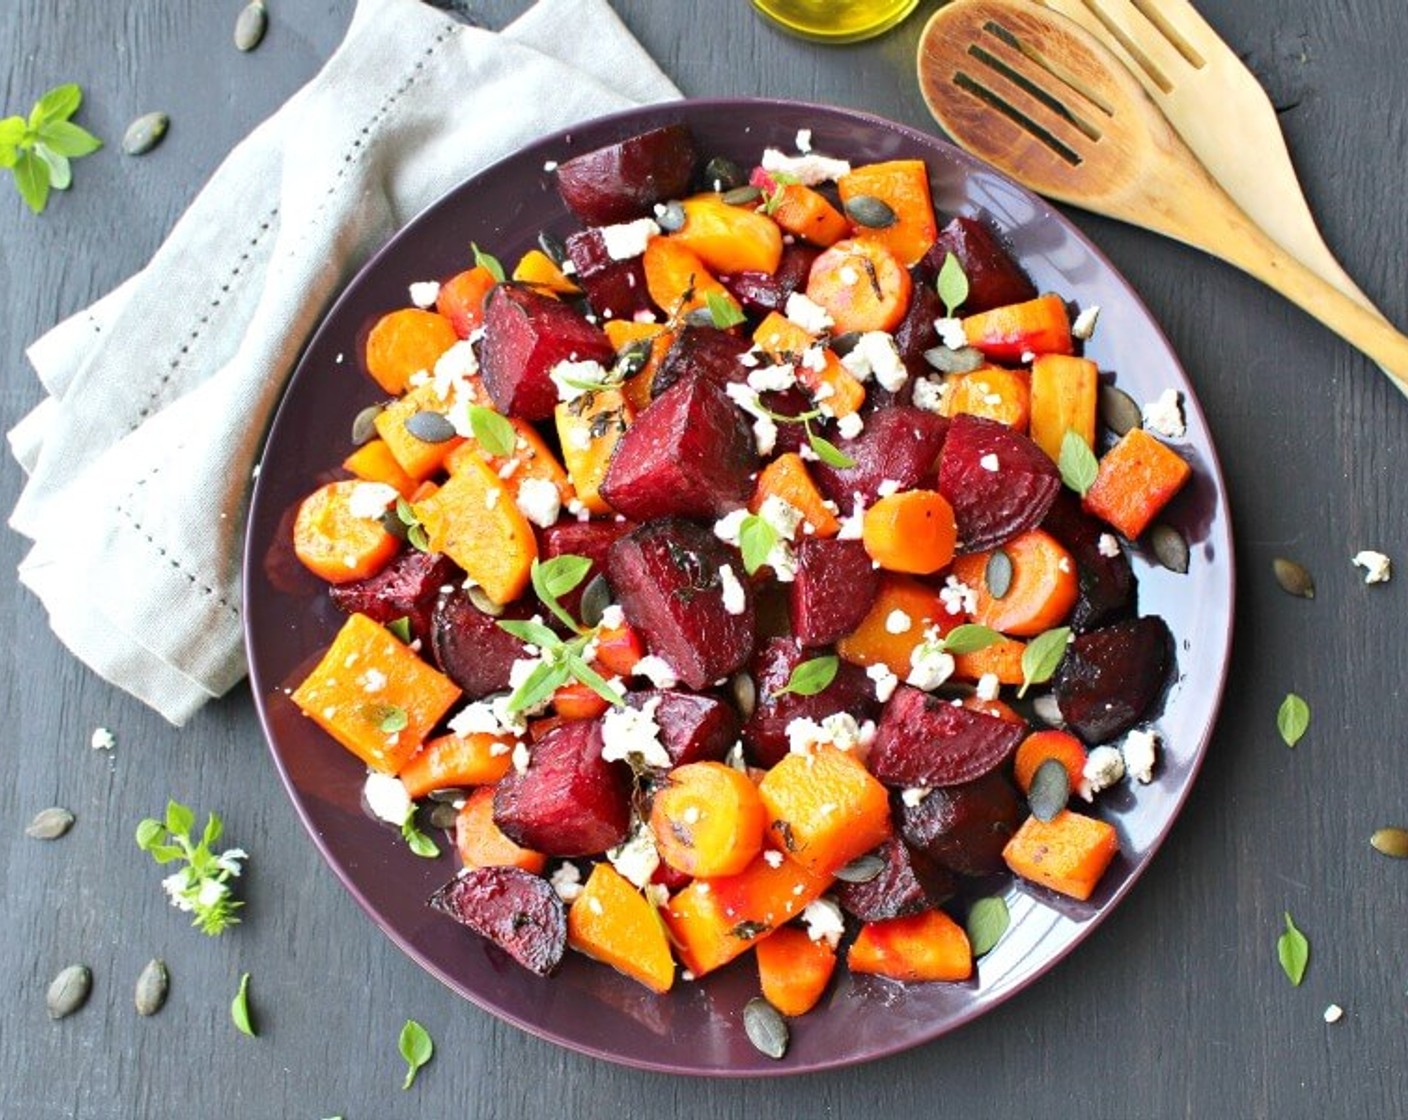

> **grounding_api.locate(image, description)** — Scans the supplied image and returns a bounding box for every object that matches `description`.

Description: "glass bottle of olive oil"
[751,0,921,43]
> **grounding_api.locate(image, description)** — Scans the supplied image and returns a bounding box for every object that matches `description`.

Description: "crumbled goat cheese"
[632,655,679,690]
[718,563,747,616]
[1142,388,1186,438]
[759,494,805,540]
[448,699,513,739]
[801,897,846,948]
[1020,350,1036,365]
[839,266,859,286]
[1352,549,1393,584]
[876,478,903,498]
[979,453,1000,472]
[785,291,835,334]
[800,345,828,373]
[90,727,116,751]
[725,741,748,772]
[431,339,480,405]
[885,609,913,634]
[795,128,813,153]
[760,147,852,186]
[907,636,955,691]
[1123,728,1158,784]
[358,669,387,694]
[747,362,797,393]
[1323,1004,1344,1024]
[1081,745,1125,800]
[934,317,968,350]
[1097,533,1122,559]
[599,217,660,261]
[912,376,949,414]
[363,770,411,825]
[514,476,562,529]
[866,663,899,703]
[408,280,440,308]
[713,507,750,547]
[511,741,532,774]
[598,604,625,631]
[840,331,908,392]
[607,819,661,889]
[763,849,785,868]
[786,712,866,756]
[601,697,670,769]
[836,497,867,541]
[900,786,931,808]
[550,358,613,402]
[976,673,1001,702]
[550,863,583,902]
[836,412,864,440]
[940,575,978,616]
[723,382,779,456]
[1072,304,1101,340]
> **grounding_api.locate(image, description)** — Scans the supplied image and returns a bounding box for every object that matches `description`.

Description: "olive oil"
[751,0,921,43]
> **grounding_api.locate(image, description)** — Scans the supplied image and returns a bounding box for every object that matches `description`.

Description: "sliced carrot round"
[1013,729,1089,795]
[436,266,498,338]
[364,307,458,395]
[650,761,766,878]
[292,480,399,584]
[804,238,912,334]
[949,528,1078,637]
[456,786,546,874]
[861,489,958,575]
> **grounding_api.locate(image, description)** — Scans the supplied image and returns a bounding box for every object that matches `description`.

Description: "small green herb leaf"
[737,514,779,577]
[34,83,82,125]
[772,655,839,698]
[966,896,1010,958]
[472,242,505,283]
[495,618,562,649]
[936,251,970,318]
[1019,626,1071,698]
[467,404,517,457]
[400,811,440,859]
[135,818,163,850]
[231,972,256,1037]
[564,655,627,708]
[406,523,430,553]
[13,149,50,213]
[7,86,101,214]
[394,497,418,526]
[940,623,1004,655]
[165,800,195,838]
[1277,911,1309,986]
[1277,692,1310,748]
[36,118,102,158]
[806,425,857,469]
[399,1019,434,1090]
[34,144,71,190]
[386,616,412,644]
[705,290,746,330]
[1058,430,1099,498]
[531,554,593,632]
[502,659,571,715]
[378,705,409,734]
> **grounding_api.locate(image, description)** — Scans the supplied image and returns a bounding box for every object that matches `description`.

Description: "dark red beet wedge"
[920,216,1037,313]
[479,284,615,421]
[493,720,632,856]
[790,538,881,646]
[1052,616,1173,744]
[540,519,636,621]
[1041,491,1135,631]
[889,281,942,394]
[650,325,753,398]
[741,637,877,767]
[555,123,696,226]
[896,770,1024,877]
[430,590,534,699]
[868,685,1027,788]
[564,229,652,322]
[607,519,756,689]
[720,242,821,316]
[833,835,956,921]
[328,548,456,644]
[938,413,1061,552]
[429,866,567,977]
[627,689,738,767]
[810,406,949,507]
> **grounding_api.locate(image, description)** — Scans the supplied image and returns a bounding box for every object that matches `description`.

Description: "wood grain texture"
[1,1,1405,1117]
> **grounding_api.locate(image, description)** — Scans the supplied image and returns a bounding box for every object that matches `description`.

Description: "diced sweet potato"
[672,193,784,276]
[436,266,499,339]
[810,406,950,506]
[1003,809,1119,902]
[564,228,652,322]
[961,293,1073,364]
[492,719,632,857]
[1083,427,1193,539]
[758,745,892,876]
[741,637,877,767]
[555,123,696,225]
[834,574,959,677]
[921,216,1037,313]
[1051,616,1172,743]
[429,590,534,699]
[599,375,758,521]
[1028,353,1098,461]
[848,908,972,982]
[756,926,837,1017]
[938,413,1062,553]
[643,236,731,317]
[767,181,849,247]
[1040,491,1135,631]
[940,366,1032,432]
[789,538,881,646]
[650,325,753,397]
[429,866,566,976]
[328,548,456,645]
[607,519,756,690]
[373,381,467,481]
[897,771,1024,877]
[628,689,738,766]
[868,685,1027,788]
[479,284,615,421]
[568,863,676,994]
[833,836,956,922]
[342,438,416,499]
[511,248,579,296]
[836,160,938,267]
[554,388,634,515]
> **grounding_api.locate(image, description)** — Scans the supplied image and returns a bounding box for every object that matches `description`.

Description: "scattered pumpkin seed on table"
[134,959,169,1016]
[1370,827,1408,859]
[121,112,169,157]
[1272,557,1315,599]
[25,806,74,840]
[234,1,268,52]
[47,964,92,1019]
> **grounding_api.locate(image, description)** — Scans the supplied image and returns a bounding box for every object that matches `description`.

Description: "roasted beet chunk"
[650,325,753,397]
[868,685,1027,788]
[493,719,631,856]
[540,519,636,621]
[1041,491,1135,631]
[897,771,1023,877]
[328,549,456,644]
[833,836,956,921]
[921,216,1037,313]
[889,281,942,392]
[810,406,949,507]
[564,228,651,322]
[429,867,566,976]
[790,538,881,646]
[607,519,756,689]
[720,242,821,316]
[479,284,615,420]
[628,689,738,766]
[599,376,758,521]
[554,123,696,226]
[741,637,877,767]
[1052,616,1173,743]
[938,413,1061,552]
[431,590,535,699]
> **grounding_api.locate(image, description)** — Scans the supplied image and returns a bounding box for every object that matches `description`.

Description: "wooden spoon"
[916,0,1408,391]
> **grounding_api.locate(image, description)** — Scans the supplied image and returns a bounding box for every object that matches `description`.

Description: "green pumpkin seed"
[743,996,789,1060]
[843,195,897,229]
[1027,758,1070,822]
[834,852,885,883]
[986,549,1014,599]
[721,185,762,208]
[350,404,383,446]
[134,959,168,1017]
[25,807,74,840]
[428,803,460,831]
[923,345,984,373]
[426,787,468,803]
[121,112,169,157]
[234,1,268,52]
[537,230,567,265]
[405,410,456,444]
[578,574,612,629]
[1273,557,1315,599]
[829,331,862,357]
[1149,523,1189,574]
[47,965,92,1020]
[466,585,504,618]
[655,200,686,232]
[1370,827,1408,859]
[731,673,756,720]
[683,307,718,329]
[1099,384,1142,436]
[704,155,746,192]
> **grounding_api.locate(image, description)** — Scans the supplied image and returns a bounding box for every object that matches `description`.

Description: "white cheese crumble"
[431,339,481,407]
[514,476,562,529]
[1351,549,1393,584]
[1072,304,1101,340]
[940,575,978,616]
[866,662,899,703]
[839,331,908,392]
[358,668,387,695]
[795,128,813,153]
[599,604,625,631]
[786,712,870,757]
[876,478,903,498]
[408,280,440,309]
[599,217,660,261]
[1122,728,1159,784]
[907,633,955,691]
[722,382,779,456]
[746,362,797,393]
[837,496,867,541]
[785,291,835,335]
[1323,1003,1344,1024]
[800,345,828,373]
[979,452,1000,472]
[713,507,750,548]
[912,375,950,414]
[1142,388,1186,438]
[976,673,1001,702]
[602,697,670,770]
[759,494,805,540]
[763,849,785,868]
[1097,533,1122,559]
[606,819,661,889]
[885,609,912,634]
[934,317,968,350]
[1080,745,1125,801]
[550,863,583,902]
[91,726,116,751]
[549,359,613,403]
[718,563,747,616]
[760,147,851,186]
[800,897,846,948]
[447,699,515,740]
[900,786,931,808]
[836,412,864,440]
[725,741,748,773]
[631,655,679,690]
[363,770,411,825]
[511,741,532,774]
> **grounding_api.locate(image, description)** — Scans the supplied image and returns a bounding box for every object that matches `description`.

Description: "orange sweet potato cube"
[757,746,892,876]
[1002,809,1119,902]
[1083,427,1192,539]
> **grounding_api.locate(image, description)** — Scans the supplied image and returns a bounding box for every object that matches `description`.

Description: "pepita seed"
[537,230,568,265]
[404,409,457,443]
[428,802,460,831]
[923,344,984,374]
[426,787,469,803]
[234,0,268,52]
[47,965,91,1020]
[703,155,746,192]
[466,585,504,617]
[1370,827,1408,859]
[743,996,789,1060]
[25,807,74,840]
[134,959,168,1017]
[829,331,862,357]
[1149,523,1190,574]
[986,549,1014,600]
[683,307,717,329]
[843,194,897,229]
[1099,384,1142,436]
[731,673,757,720]
[1273,557,1315,599]
[579,574,612,629]
[1027,758,1070,822]
[121,112,169,157]
[721,185,762,208]
[655,200,686,232]
[350,404,383,446]
[834,852,886,883]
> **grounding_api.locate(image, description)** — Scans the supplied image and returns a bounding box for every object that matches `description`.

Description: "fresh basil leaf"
[400,813,440,859]
[705,290,746,330]
[772,655,839,698]
[0,116,24,147]
[13,149,50,213]
[0,145,16,170]
[806,425,856,469]
[1018,626,1071,698]
[966,895,1010,957]
[472,242,505,283]
[467,404,517,458]
[135,818,164,851]
[565,655,626,708]
[1277,692,1310,748]
[399,1019,434,1090]
[394,497,419,526]
[737,514,779,577]
[1058,429,1099,498]
[377,705,409,734]
[202,811,224,848]
[165,800,195,839]
[36,118,102,157]
[34,143,70,190]
[406,523,430,553]
[495,618,561,649]
[1277,911,1309,986]
[231,972,256,1037]
[531,554,592,632]
[941,623,1004,655]
[503,659,570,715]
[386,617,412,644]
[34,83,82,125]
[936,251,970,318]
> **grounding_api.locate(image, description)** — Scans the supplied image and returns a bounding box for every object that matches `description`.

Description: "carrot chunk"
[1028,353,1098,462]
[948,528,1078,637]
[770,183,849,247]
[940,365,1032,432]
[847,909,973,982]
[511,248,580,295]
[455,786,546,874]
[400,731,514,799]
[568,864,676,994]
[749,452,840,539]
[756,926,837,1016]
[292,480,400,584]
[1012,729,1089,796]
[861,489,958,575]
[804,238,912,335]
[837,159,939,266]
[1003,809,1119,901]
[364,307,459,395]
[757,746,892,876]
[960,293,1072,364]
[650,761,767,879]
[835,574,958,676]
[342,438,417,500]
[643,237,731,317]
[1083,427,1192,539]
[951,636,1027,685]
[436,266,498,338]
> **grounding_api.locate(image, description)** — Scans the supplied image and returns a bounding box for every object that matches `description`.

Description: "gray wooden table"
[3,2,1405,1116]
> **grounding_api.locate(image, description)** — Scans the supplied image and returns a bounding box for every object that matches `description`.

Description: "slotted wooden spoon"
[917,0,1408,391]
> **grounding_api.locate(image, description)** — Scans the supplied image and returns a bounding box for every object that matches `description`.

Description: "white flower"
[162,869,196,912]
[215,849,248,877]
[196,877,230,910]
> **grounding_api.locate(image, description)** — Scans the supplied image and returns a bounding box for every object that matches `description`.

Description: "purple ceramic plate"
[244,98,1234,1076]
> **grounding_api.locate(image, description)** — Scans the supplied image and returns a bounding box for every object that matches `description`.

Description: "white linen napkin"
[7,0,681,725]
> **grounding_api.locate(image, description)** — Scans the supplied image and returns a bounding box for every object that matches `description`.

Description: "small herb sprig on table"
[1,83,103,213]
[136,800,247,935]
